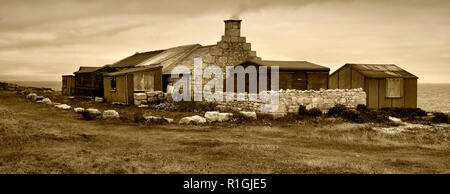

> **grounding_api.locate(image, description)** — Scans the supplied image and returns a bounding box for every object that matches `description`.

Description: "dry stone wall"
[215,88,366,113]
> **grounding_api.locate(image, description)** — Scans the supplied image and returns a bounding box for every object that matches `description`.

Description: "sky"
[0,0,449,83]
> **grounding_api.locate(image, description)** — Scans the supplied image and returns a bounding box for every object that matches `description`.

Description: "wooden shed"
[103,66,163,104]
[233,60,330,92]
[73,65,116,97]
[329,63,418,109]
[61,75,75,96]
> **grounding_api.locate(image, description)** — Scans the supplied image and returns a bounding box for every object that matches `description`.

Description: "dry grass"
[0,91,449,174]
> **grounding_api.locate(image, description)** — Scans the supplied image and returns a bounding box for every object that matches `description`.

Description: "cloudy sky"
[0,0,449,83]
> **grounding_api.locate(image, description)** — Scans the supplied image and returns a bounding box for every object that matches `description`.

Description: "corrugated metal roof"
[104,66,162,76]
[74,66,107,74]
[347,63,418,78]
[248,60,330,71]
[110,50,165,68]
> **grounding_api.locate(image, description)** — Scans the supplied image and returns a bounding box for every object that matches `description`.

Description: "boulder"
[86,108,101,115]
[102,110,120,119]
[179,115,207,125]
[204,111,233,122]
[74,107,85,113]
[239,111,257,120]
[388,116,402,123]
[165,118,174,123]
[42,98,52,105]
[26,93,37,99]
[95,97,104,103]
[55,104,71,110]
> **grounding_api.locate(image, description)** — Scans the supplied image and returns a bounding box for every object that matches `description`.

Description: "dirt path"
[0,91,449,173]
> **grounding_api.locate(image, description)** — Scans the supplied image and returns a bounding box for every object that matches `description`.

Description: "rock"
[95,97,104,103]
[55,104,71,110]
[42,98,52,105]
[26,93,37,100]
[388,116,402,123]
[112,102,126,106]
[86,108,101,115]
[239,111,257,120]
[179,115,207,125]
[165,118,174,123]
[205,111,233,122]
[102,110,120,119]
[74,107,85,113]
[138,104,149,108]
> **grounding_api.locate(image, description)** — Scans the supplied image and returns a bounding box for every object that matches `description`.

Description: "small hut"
[73,65,116,97]
[61,75,75,96]
[103,66,163,104]
[329,63,418,109]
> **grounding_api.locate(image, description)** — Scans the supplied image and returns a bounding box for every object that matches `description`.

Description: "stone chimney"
[224,19,241,37]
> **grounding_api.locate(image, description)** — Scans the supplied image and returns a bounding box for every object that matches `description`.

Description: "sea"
[4,81,450,113]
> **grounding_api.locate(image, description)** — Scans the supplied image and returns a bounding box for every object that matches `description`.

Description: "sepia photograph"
[0,0,449,191]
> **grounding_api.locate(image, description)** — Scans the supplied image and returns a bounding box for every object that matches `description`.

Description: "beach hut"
[329,63,418,109]
[103,66,163,104]
[61,75,75,96]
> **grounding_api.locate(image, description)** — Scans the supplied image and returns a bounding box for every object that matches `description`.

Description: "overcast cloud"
[0,0,449,82]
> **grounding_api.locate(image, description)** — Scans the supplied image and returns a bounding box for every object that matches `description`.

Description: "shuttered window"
[134,71,155,91]
[386,78,402,98]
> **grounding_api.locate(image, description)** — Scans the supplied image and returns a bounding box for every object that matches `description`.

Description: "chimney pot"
[224,19,241,38]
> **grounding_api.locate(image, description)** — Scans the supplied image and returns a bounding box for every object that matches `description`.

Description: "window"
[111,77,117,91]
[133,71,154,91]
[386,78,402,98]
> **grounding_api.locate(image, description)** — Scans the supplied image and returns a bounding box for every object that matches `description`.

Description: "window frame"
[386,78,402,98]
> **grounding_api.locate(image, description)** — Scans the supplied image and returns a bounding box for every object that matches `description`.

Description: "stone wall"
[134,91,166,105]
[215,88,366,113]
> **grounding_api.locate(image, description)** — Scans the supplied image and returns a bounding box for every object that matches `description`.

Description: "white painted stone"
[388,116,402,123]
[74,107,85,113]
[179,115,207,125]
[55,104,71,110]
[95,97,104,103]
[164,118,174,123]
[239,111,257,120]
[102,110,120,119]
[86,108,101,115]
[42,98,52,105]
[205,111,233,122]
[26,93,37,100]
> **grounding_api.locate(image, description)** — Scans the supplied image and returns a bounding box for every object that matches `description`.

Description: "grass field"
[0,91,449,174]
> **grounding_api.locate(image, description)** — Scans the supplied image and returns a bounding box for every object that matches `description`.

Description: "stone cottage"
[63,19,330,103]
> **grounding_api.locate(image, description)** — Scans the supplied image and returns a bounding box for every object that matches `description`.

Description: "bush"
[341,109,365,123]
[298,105,307,116]
[173,101,218,112]
[133,112,146,123]
[379,107,428,118]
[307,108,322,118]
[327,104,348,117]
[431,112,449,123]
[356,104,368,112]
